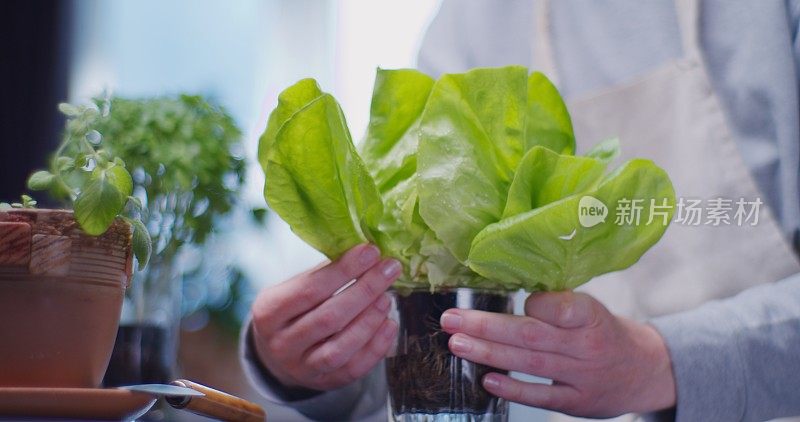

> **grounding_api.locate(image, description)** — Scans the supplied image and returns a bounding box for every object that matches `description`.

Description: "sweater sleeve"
[239,321,388,421]
[649,273,800,421]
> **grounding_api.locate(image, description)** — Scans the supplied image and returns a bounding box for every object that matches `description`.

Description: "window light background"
[69,1,547,420]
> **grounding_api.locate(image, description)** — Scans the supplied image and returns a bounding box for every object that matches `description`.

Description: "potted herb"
[0,106,150,387]
[259,66,675,420]
[30,95,246,387]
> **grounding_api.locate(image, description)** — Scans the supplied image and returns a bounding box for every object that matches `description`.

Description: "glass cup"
[386,287,514,422]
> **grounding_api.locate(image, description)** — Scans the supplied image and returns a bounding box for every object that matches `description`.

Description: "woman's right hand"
[250,244,401,391]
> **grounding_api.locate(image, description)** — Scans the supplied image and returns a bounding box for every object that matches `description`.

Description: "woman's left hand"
[440,291,676,417]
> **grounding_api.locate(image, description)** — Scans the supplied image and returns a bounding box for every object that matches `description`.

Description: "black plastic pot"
[386,288,513,422]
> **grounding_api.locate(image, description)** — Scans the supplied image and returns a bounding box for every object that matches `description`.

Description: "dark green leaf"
[250,208,267,225]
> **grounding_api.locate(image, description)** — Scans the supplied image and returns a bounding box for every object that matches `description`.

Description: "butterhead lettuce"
[259,66,675,291]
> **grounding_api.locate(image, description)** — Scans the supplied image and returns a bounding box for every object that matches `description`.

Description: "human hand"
[440,291,676,417]
[250,244,401,391]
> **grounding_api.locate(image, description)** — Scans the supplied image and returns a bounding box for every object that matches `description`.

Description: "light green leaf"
[525,71,575,154]
[372,176,423,264]
[417,229,485,289]
[418,66,528,262]
[360,68,434,193]
[468,159,675,291]
[74,164,133,235]
[56,157,75,172]
[27,171,56,191]
[129,217,152,269]
[58,103,80,116]
[586,138,621,164]
[0,203,10,210]
[257,79,323,170]
[262,92,383,259]
[20,195,37,208]
[259,66,676,293]
[359,69,435,269]
[502,146,606,218]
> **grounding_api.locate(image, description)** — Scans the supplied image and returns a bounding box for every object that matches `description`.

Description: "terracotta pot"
[0,209,132,388]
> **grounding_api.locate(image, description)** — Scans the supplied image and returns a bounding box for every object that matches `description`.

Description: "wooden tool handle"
[166,379,266,422]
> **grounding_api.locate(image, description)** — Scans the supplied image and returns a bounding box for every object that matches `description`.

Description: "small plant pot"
[386,287,513,422]
[0,209,132,388]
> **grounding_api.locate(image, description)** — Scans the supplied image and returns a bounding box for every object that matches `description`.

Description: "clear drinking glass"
[102,256,181,387]
[386,288,514,422]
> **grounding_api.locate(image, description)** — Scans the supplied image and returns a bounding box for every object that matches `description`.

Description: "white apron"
[531,0,800,419]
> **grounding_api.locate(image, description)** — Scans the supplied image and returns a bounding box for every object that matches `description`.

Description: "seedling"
[18,101,151,268]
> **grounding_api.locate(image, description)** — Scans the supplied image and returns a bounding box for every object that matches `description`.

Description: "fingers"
[448,333,579,380]
[252,244,381,330]
[482,373,580,411]
[289,244,383,315]
[524,291,599,329]
[305,293,392,373]
[315,319,397,390]
[280,258,401,352]
[440,309,570,354]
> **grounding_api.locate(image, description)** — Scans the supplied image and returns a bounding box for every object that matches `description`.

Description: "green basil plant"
[259,66,675,292]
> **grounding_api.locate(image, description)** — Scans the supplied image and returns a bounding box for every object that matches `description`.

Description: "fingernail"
[375,293,391,312]
[381,259,402,279]
[483,373,501,390]
[359,245,380,266]
[450,335,472,353]
[440,312,462,330]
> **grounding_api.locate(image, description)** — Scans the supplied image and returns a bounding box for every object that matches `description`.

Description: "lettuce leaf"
[261,81,382,259]
[525,71,576,154]
[417,66,529,262]
[360,69,433,193]
[468,159,675,290]
[416,67,583,263]
[502,146,606,219]
[259,66,675,292]
[257,78,323,170]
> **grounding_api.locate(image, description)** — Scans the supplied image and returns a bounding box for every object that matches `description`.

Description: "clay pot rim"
[0,208,134,288]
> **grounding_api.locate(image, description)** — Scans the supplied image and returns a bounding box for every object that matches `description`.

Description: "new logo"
[578,196,607,228]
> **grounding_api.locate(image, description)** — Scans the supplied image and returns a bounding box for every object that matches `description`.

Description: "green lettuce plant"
[259,66,675,291]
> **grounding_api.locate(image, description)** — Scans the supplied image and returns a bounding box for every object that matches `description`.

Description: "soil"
[386,289,511,415]
[0,209,133,284]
